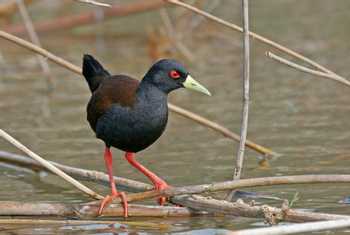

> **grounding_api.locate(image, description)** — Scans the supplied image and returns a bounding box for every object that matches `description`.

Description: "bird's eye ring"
[169,70,181,79]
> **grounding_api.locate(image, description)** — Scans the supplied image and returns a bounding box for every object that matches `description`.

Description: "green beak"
[183,75,211,96]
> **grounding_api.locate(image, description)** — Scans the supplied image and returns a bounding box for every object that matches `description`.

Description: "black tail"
[82,54,111,92]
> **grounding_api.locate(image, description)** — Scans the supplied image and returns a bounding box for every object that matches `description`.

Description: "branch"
[226,0,250,201]
[4,0,166,35]
[0,150,152,192]
[233,0,250,181]
[124,174,350,203]
[0,129,103,200]
[2,150,350,205]
[159,8,195,62]
[266,51,350,87]
[0,30,276,157]
[229,219,350,235]
[167,104,276,156]
[2,151,350,222]
[0,31,81,73]
[0,201,196,218]
[76,0,111,7]
[172,195,350,223]
[164,0,347,82]
[0,198,348,224]
[16,0,53,88]
[0,218,170,230]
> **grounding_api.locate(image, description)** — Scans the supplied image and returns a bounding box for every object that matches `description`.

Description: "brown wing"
[87,75,140,131]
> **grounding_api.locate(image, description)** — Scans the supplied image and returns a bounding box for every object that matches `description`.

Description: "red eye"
[169,70,181,79]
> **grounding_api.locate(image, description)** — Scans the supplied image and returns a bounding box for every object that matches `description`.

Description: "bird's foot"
[154,180,170,205]
[98,191,128,217]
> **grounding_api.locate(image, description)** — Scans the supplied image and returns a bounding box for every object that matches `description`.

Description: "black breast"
[87,76,169,152]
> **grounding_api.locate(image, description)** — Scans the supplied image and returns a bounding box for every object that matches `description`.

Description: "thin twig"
[4,0,166,35]
[3,150,350,206]
[0,31,81,73]
[0,201,195,218]
[185,0,221,33]
[76,0,111,7]
[0,129,103,200]
[229,219,350,235]
[159,8,195,62]
[0,198,349,223]
[15,0,53,88]
[234,0,250,181]
[3,152,350,222]
[0,30,276,157]
[167,104,276,156]
[266,51,350,87]
[172,195,350,223]
[226,0,250,201]
[106,174,350,203]
[0,218,169,229]
[165,0,347,81]
[0,150,152,192]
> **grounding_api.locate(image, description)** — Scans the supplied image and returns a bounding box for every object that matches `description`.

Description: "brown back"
[87,75,140,131]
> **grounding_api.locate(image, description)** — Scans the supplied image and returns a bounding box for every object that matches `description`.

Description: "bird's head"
[143,59,211,96]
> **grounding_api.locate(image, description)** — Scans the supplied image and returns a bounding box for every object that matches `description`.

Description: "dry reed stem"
[16,0,53,88]
[172,195,350,223]
[159,8,195,62]
[266,51,350,87]
[0,201,195,218]
[0,218,169,229]
[0,150,152,192]
[0,30,275,156]
[0,198,348,223]
[94,174,350,203]
[229,219,350,235]
[233,0,250,182]
[226,0,250,201]
[1,149,350,205]
[167,104,275,156]
[0,129,103,200]
[0,31,82,73]
[4,0,166,35]
[165,0,346,81]
[76,0,111,7]
[2,151,350,222]
[181,0,222,35]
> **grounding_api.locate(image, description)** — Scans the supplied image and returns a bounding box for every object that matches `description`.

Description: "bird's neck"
[136,80,168,104]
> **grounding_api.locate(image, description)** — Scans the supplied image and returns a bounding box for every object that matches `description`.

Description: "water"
[1,1,350,234]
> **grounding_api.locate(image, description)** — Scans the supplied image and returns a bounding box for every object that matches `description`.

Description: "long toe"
[158,196,167,205]
[98,193,129,217]
[154,182,170,206]
[119,192,128,217]
[98,195,112,215]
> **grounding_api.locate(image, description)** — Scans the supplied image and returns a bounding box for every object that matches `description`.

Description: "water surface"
[1,1,350,234]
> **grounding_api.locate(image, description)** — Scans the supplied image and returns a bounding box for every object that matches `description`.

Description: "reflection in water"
[1,1,350,234]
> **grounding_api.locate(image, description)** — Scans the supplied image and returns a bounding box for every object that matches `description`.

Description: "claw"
[154,181,169,205]
[98,192,128,217]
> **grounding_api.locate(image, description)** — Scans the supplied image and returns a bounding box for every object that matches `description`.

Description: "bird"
[82,54,211,217]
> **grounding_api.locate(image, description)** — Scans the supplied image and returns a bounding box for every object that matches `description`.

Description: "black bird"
[82,55,211,217]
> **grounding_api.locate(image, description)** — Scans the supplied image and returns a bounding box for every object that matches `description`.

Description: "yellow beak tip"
[183,75,212,97]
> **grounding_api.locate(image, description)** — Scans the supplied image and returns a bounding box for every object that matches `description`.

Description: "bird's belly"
[95,104,168,152]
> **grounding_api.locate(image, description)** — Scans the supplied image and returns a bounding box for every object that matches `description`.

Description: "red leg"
[98,147,128,217]
[124,152,169,205]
